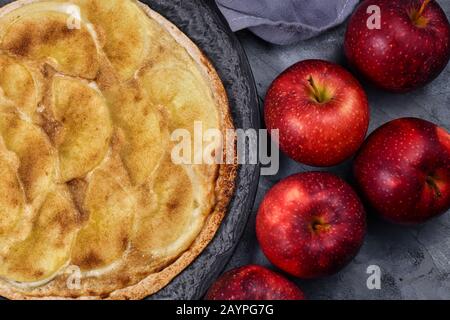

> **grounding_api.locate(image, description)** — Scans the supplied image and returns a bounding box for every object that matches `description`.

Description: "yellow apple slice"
[0,54,41,122]
[0,186,81,283]
[71,151,136,271]
[132,153,211,259]
[0,109,56,207]
[71,0,150,81]
[52,77,112,182]
[139,62,219,134]
[0,137,27,253]
[0,10,99,79]
[139,63,220,168]
[104,82,168,186]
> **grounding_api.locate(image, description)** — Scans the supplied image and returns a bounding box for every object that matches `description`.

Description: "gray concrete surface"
[226,1,450,300]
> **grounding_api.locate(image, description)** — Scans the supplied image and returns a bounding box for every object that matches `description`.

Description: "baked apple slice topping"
[0,8,100,79]
[51,77,112,182]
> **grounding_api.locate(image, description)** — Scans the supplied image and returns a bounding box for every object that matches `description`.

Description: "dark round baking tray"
[0,0,261,300]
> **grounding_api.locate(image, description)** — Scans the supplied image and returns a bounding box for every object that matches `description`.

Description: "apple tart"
[0,0,236,299]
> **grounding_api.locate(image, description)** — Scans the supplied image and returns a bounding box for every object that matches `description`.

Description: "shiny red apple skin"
[345,0,450,93]
[264,59,370,167]
[354,118,450,225]
[256,172,366,279]
[205,265,305,300]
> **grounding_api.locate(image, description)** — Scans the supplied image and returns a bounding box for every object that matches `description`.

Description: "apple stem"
[426,176,442,198]
[310,219,330,233]
[308,76,324,103]
[417,0,431,18]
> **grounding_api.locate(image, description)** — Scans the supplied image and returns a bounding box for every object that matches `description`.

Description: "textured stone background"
[225,1,450,300]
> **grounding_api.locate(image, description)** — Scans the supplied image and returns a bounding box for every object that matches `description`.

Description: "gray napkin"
[215,0,359,45]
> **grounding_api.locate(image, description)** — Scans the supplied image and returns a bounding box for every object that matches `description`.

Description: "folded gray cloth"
[215,0,359,45]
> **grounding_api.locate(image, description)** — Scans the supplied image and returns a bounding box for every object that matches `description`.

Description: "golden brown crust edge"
[0,0,237,300]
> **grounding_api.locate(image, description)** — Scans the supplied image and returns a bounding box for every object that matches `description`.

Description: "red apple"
[205,265,305,300]
[256,172,366,279]
[354,118,450,224]
[345,0,450,92]
[264,59,370,167]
